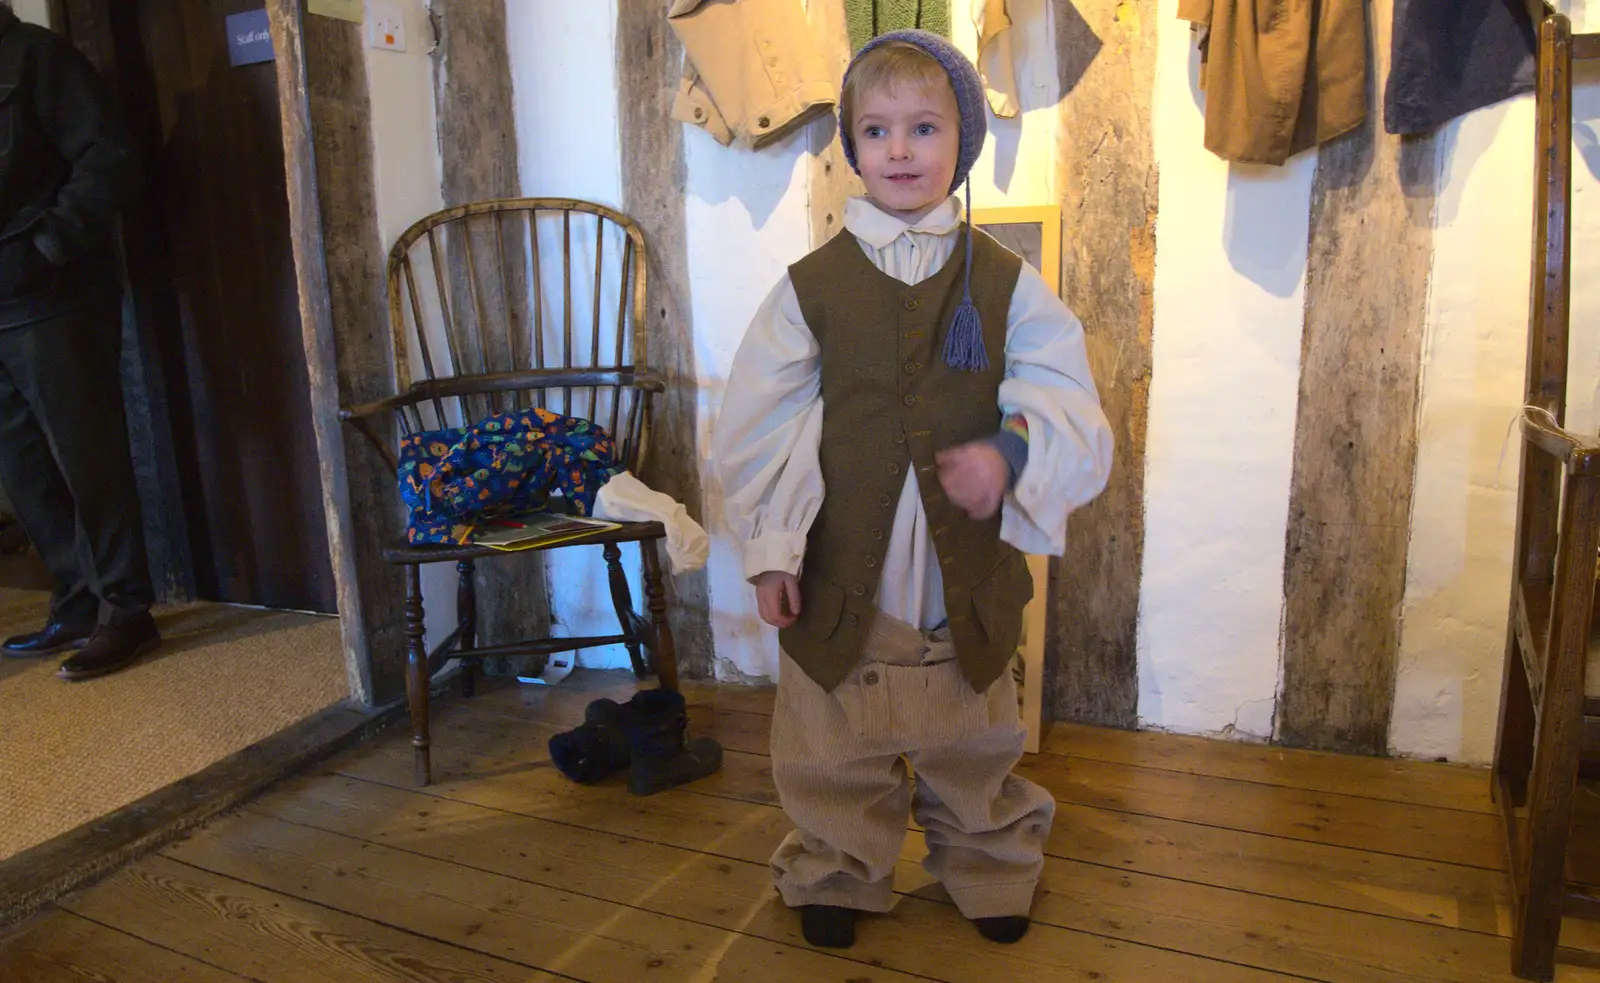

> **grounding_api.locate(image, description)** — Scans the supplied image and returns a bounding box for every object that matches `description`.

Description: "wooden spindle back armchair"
[341,198,678,787]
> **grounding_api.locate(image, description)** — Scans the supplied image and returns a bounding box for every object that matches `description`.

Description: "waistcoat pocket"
[970,552,1033,654]
[792,575,845,641]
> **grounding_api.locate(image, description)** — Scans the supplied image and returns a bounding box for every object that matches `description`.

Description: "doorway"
[0,0,353,870]
[101,0,336,613]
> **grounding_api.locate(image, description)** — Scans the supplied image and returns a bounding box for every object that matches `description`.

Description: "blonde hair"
[839,41,953,137]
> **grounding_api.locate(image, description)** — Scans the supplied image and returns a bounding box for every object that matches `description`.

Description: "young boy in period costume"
[712,30,1114,949]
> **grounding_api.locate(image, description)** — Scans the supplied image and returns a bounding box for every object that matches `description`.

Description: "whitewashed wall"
[953,0,1059,207]
[483,0,1600,760]
[505,0,647,669]
[495,0,1065,681]
[1389,101,1534,763]
[1390,3,1600,764]
[363,0,450,651]
[1137,0,1314,739]
[688,124,813,682]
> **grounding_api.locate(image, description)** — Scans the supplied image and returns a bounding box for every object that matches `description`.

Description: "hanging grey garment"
[1384,0,1537,135]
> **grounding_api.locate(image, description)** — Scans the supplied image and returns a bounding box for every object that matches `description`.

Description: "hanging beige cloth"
[668,0,840,150]
[975,0,1020,119]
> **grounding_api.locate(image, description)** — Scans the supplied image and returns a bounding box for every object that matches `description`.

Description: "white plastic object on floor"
[519,656,575,687]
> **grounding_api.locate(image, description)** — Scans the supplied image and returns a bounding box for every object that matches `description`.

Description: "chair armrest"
[1522,406,1600,474]
[340,393,415,422]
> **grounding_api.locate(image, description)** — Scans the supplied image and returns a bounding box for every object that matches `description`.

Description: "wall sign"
[225,9,274,67]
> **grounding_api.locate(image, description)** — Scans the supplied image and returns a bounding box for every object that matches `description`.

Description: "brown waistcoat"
[778,226,1033,694]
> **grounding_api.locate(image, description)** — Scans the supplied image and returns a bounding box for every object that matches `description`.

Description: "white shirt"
[712,195,1114,630]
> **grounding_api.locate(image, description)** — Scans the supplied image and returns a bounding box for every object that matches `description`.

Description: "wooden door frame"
[74,0,379,704]
[264,0,374,705]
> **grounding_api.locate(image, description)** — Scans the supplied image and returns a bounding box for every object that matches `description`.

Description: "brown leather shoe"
[57,613,160,681]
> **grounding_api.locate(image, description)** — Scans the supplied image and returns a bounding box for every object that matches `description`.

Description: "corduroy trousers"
[770,611,1054,918]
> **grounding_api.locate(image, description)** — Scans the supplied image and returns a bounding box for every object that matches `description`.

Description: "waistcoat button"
[863,669,879,685]
[894,433,906,444]
[871,528,884,540]
[887,463,900,475]
[902,394,916,407]
[852,583,867,596]
[865,555,877,568]
[878,494,892,507]
[904,298,920,311]
[904,361,918,374]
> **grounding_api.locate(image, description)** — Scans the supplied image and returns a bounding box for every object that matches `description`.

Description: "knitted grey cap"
[839,29,988,195]
[838,29,992,372]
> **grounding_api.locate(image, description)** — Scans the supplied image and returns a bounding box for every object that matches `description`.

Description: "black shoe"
[548,698,631,784]
[620,688,722,796]
[973,916,1031,944]
[3,620,94,658]
[57,613,160,681]
[801,905,857,948]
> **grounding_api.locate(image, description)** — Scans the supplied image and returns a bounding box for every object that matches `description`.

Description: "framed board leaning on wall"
[971,204,1062,755]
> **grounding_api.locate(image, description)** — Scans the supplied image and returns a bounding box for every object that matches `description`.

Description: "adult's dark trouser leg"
[0,296,152,625]
[0,336,97,629]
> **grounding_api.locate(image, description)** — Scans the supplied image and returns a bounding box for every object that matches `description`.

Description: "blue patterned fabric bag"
[398,408,621,545]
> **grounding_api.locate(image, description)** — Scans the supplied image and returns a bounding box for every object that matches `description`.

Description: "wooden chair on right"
[1494,7,1600,979]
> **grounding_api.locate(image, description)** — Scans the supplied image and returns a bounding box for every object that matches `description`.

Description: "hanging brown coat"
[1179,0,1367,166]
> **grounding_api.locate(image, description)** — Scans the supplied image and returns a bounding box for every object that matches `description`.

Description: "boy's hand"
[936,442,1009,520]
[755,571,802,629]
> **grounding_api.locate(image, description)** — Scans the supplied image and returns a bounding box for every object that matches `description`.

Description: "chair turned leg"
[604,542,648,677]
[641,539,678,692]
[1495,612,1537,810]
[404,564,432,786]
[1512,710,1581,981]
[457,559,477,698]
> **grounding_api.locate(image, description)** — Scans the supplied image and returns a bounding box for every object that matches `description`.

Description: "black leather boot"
[548,698,631,784]
[621,688,722,796]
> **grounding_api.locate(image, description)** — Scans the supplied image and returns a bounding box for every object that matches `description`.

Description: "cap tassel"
[943,178,988,372]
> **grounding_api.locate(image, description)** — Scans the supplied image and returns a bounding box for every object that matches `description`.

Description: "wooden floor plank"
[476,683,1501,869]
[329,703,1563,943]
[226,780,1297,983]
[250,768,1576,983]
[374,703,1524,929]
[0,909,251,983]
[25,678,1600,983]
[57,854,562,983]
[1016,752,1504,869]
[156,809,980,983]
[1043,722,1495,814]
[481,677,1499,824]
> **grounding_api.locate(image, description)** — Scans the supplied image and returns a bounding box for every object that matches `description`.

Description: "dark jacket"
[0,9,137,328]
[1385,0,1537,135]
